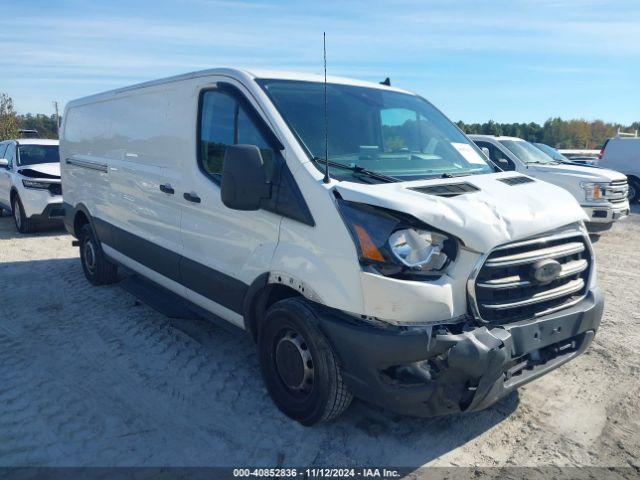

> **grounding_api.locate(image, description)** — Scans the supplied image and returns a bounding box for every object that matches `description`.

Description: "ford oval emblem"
[532,259,562,284]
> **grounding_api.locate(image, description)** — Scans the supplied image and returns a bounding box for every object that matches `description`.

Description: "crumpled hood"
[17,163,60,178]
[335,172,587,253]
[527,163,626,182]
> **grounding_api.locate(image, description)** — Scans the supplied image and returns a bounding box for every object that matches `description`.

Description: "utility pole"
[53,101,60,137]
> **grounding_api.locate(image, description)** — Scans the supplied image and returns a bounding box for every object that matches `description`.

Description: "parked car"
[534,143,598,167]
[61,69,603,425]
[18,129,40,139]
[470,135,629,233]
[0,139,64,233]
[598,133,640,202]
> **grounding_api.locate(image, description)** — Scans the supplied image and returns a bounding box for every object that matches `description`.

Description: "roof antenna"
[322,32,331,184]
[380,77,391,86]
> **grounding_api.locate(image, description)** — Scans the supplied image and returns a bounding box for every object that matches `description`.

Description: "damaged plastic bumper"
[30,202,66,223]
[317,287,603,417]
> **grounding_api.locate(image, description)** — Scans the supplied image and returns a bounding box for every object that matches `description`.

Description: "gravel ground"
[0,207,639,471]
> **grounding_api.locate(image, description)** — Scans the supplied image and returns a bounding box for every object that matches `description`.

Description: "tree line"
[0,92,60,140]
[1,91,638,148]
[457,118,640,150]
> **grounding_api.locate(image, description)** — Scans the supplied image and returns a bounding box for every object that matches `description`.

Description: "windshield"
[500,140,557,165]
[258,80,494,182]
[533,143,570,162]
[18,145,60,166]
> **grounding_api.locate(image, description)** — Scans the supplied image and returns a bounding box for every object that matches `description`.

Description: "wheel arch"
[67,203,110,255]
[9,187,19,204]
[243,273,308,342]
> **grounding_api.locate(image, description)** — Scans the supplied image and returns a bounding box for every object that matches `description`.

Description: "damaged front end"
[316,286,602,417]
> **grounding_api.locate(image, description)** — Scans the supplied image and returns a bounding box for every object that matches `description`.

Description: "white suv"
[0,139,64,233]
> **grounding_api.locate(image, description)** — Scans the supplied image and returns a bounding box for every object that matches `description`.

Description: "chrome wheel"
[275,329,314,396]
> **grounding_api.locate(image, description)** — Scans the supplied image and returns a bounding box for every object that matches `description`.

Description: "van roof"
[3,138,59,146]
[65,68,414,109]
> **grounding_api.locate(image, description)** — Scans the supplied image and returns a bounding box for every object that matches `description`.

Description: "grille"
[603,180,628,203]
[498,176,535,186]
[48,183,62,196]
[410,182,479,197]
[470,227,591,324]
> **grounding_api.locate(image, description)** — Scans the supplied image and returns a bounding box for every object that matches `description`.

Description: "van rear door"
[178,80,282,326]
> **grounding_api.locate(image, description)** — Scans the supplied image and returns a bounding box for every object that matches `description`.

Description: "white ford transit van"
[61,69,603,425]
[470,135,629,233]
[599,134,640,202]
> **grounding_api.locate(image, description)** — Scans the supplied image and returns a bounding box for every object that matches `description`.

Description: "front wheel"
[12,195,36,233]
[628,178,640,203]
[79,223,119,285]
[258,297,353,425]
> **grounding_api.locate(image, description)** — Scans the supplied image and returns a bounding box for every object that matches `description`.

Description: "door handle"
[159,183,175,194]
[183,192,201,203]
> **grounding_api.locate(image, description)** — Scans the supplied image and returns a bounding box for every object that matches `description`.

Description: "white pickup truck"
[470,135,629,232]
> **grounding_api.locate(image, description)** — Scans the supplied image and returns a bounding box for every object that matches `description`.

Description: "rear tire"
[628,178,640,203]
[79,223,119,285]
[258,297,353,425]
[12,195,37,233]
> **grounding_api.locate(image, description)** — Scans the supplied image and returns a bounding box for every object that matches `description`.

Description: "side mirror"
[481,147,491,159]
[495,157,514,171]
[221,145,271,211]
[0,158,8,168]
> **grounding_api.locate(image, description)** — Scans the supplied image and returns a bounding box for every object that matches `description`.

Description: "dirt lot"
[0,207,639,471]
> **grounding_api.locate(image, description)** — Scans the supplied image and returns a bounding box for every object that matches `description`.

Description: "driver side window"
[4,144,15,169]
[199,90,275,182]
[477,142,514,171]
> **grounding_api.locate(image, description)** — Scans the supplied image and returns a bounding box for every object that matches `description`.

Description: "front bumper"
[582,202,630,230]
[29,201,65,222]
[317,287,603,417]
[19,185,64,219]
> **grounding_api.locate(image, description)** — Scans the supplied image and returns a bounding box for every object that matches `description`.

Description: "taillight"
[598,148,604,159]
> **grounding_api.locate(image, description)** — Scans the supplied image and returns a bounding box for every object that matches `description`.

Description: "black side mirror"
[221,145,271,211]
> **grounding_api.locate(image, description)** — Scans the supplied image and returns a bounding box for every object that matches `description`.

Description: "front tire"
[79,223,119,285]
[628,178,640,203]
[258,297,353,425]
[12,195,36,233]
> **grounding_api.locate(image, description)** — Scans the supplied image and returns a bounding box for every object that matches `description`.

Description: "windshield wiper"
[312,157,398,183]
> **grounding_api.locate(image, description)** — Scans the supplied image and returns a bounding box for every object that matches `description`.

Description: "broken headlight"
[22,179,52,190]
[336,198,458,279]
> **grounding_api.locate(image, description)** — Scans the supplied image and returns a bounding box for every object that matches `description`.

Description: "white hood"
[526,163,626,182]
[335,172,587,253]
[18,163,60,178]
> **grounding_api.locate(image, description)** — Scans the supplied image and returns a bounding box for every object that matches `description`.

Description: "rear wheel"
[258,297,353,425]
[628,178,640,203]
[79,223,119,285]
[12,195,37,233]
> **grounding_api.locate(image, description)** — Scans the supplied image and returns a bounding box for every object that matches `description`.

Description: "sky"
[1,0,639,124]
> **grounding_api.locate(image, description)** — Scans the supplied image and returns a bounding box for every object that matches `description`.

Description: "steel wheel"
[274,328,315,398]
[83,238,97,276]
